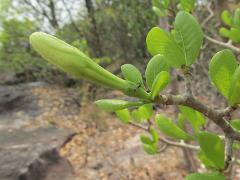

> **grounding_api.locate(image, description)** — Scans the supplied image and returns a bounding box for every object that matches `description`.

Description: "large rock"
[0,127,75,180]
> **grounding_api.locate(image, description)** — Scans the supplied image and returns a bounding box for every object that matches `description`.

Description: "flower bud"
[30,32,150,100]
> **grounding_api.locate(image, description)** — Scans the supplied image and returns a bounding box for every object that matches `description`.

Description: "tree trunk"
[85,0,103,57]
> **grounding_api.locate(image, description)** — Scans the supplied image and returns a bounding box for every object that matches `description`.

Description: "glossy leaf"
[174,11,203,65]
[198,151,216,168]
[143,143,158,155]
[95,99,143,112]
[233,8,240,28]
[145,55,169,89]
[140,134,154,144]
[229,66,240,105]
[121,64,143,86]
[219,27,230,38]
[209,49,238,99]
[179,106,205,133]
[131,109,144,123]
[115,109,131,124]
[150,128,159,142]
[152,6,167,17]
[229,27,240,43]
[198,132,225,169]
[177,113,186,129]
[156,114,194,140]
[180,0,195,12]
[221,10,232,26]
[185,172,225,180]
[151,71,170,99]
[146,27,185,68]
[138,104,153,120]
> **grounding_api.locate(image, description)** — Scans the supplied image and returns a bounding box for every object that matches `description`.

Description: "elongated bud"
[30,32,150,100]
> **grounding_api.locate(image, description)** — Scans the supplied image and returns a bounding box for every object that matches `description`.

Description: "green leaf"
[138,104,153,120]
[115,109,131,124]
[143,143,158,155]
[229,66,240,105]
[156,114,194,140]
[198,151,216,168]
[221,10,232,26]
[131,109,144,123]
[177,113,187,129]
[146,27,185,68]
[209,49,238,99]
[121,64,143,87]
[150,128,159,142]
[233,8,240,28]
[152,6,167,17]
[151,71,170,99]
[229,27,240,43]
[179,106,206,133]
[145,54,169,89]
[198,132,225,169]
[219,27,230,38]
[174,11,203,65]
[95,99,143,112]
[140,134,154,144]
[140,128,158,144]
[185,172,225,180]
[230,119,240,131]
[180,0,195,12]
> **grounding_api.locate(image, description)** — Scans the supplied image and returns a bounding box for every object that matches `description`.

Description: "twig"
[205,35,240,53]
[224,138,234,172]
[128,122,199,151]
[154,94,240,141]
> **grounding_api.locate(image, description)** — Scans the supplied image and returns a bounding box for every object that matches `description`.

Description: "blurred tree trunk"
[85,0,103,57]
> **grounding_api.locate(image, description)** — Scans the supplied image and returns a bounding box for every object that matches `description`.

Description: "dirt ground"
[3,83,240,180]
[25,84,190,180]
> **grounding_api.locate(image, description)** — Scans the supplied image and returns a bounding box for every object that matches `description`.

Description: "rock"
[0,127,75,180]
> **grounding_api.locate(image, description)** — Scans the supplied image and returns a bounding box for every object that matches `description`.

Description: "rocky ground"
[1,82,240,180]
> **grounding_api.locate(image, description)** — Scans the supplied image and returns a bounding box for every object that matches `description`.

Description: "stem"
[129,122,199,151]
[154,94,240,141]
[205,35,240,53]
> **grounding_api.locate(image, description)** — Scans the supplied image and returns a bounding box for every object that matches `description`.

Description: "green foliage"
[179,106,206,133]
[145,55,169,89]
[220,9,240,43]
[228,66,240,104]
[151,71,170,99]
[146,11,203,68]
[180,0,196,12]
[121,64,144,87]
[115,109,131,124]
[151,0,170,17]
[198,132,225,169]
[138,104,154,120]
[95,99,143,112]
[185,172,225,180]
[198,151,216,168]
[140,128,159,155]
[174,11,203,66]
[209,49,240,105]
[156,114,194,140]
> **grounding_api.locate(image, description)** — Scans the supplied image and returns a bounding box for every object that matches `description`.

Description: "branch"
[154,94,240,141]
[129,122,199,151]
[224,138,234,171]
[205,35,240,53]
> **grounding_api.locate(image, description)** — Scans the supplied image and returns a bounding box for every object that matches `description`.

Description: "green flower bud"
[30,32,150,100]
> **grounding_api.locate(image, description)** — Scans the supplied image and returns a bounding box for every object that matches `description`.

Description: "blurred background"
[0,0,240,179]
